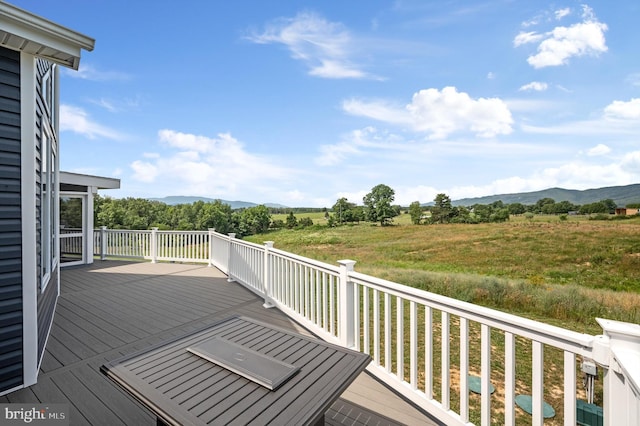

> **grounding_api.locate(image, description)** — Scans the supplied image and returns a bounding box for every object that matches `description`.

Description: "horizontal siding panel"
[0,338,21,358]
[0,220,21,232]
[0,258,21,273]
[0,96,20,114]
[0,110,19,127]
[0,283,21,299]
[0,178,20,193]
[0,310,22,327]
[0,123,20,141]
[0,140,20,154]
[0,51,19,74]
[0,165,20,180]
[0,68,19,86]
[0,207,20,219]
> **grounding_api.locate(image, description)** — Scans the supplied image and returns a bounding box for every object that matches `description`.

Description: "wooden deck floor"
[2,261,441,426]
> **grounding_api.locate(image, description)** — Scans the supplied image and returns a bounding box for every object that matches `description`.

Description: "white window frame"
[40,121,58,292]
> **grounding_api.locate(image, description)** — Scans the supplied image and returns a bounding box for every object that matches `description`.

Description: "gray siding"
[34,58,58,363]
[0,46,22,394]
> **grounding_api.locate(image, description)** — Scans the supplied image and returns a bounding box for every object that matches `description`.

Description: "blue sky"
[12,0,640,206]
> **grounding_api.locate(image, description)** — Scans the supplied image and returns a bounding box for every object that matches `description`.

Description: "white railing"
[97,228,640,425]
[94,227,210,264]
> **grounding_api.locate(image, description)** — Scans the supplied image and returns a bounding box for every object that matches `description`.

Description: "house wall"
[0,46,23,394]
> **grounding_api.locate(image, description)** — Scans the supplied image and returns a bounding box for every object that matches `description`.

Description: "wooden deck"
[2,261,441,426]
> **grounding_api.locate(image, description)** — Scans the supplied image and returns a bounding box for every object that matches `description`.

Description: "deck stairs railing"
[94,227,640,426]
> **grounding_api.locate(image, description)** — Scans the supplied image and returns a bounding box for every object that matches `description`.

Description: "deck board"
[4,260,441,426]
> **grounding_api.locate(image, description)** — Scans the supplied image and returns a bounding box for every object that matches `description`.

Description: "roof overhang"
[0,1,94,69]
[60,171,120,191]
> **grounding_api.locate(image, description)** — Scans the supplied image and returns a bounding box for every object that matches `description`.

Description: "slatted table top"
[101,315,371,426]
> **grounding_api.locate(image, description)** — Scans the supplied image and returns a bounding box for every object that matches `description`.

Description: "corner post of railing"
[151,227,159,263]
[595,318,640,426]
[100,226,107,260]
[262,241,275,309]
[338,259,357,348]
[207,228,215,267]
[227,233,236,282]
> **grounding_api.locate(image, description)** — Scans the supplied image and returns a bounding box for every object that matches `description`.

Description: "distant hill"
[148,196,288,209]
[452,184,640,207]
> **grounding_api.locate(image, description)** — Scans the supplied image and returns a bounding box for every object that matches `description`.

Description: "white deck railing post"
[227,233,236,282]
[207,228,215,267]
[263,241,275,308]
[150,227,159,263]
[338,260,356,348]
[100,226,107,260]
[596,318,640,426]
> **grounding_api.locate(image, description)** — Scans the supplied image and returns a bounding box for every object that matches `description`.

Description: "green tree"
[332,197,356,224]
[408,201,423,225]
[363,184,397,226]
[432,193,454,224]
[508,202,526,215]
[237,205,271,236]
[286,212,298,229]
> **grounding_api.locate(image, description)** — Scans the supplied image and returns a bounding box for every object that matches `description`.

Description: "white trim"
[20,52,38,388]
[59,171,120,190]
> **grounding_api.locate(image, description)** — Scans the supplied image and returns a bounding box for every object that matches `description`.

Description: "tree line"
[84,185,630,237]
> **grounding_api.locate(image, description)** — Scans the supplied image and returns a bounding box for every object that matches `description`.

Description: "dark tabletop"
[101,315,371,426]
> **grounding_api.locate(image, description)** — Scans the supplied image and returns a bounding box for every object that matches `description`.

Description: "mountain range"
[149,184,640,209]
[148,196,287,209]
[451,184,640,207]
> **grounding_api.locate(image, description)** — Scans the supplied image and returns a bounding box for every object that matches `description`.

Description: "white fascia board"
[0,2,94,69]
[60,171,121,190]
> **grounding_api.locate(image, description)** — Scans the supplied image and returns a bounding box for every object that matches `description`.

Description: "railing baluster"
[425,305,432,399]
[385,292,391,372]
[363,286,370,355]
[354,284,360,351]
[505,332,516,426]
[441,311,450,411]
[564,351,576,426]
[481,324,491,426]
[396,296,404,381]
[460,317,469,422]
[410,301,417,389]
[373,289,380,365]
[532,341,544,426]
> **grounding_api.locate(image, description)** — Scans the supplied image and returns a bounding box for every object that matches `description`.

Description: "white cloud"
[315,127,403,166]
[63,63,131,81]
[604,98,640,120]
[130,160,158,183]
[621,151,640,172]
[554,8,571,20]
[516,5,608,68]
[513,31,544,47]
[487,72,495,80]
[627,73,640,87]
[587,144,611,156]
[519,81,548,92]
[129,130,295,198]
[60,104,124,140]
[247,11,372,79]
[343,87,513,139]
